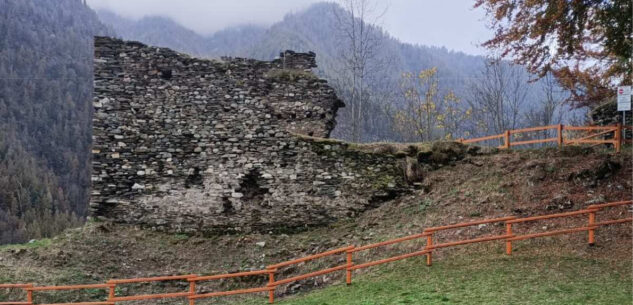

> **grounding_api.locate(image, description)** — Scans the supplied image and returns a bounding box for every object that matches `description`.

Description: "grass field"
[222,250,631,305]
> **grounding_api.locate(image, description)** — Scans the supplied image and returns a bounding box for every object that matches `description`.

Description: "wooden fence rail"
[187,270,273,305]
[458,124,627,153]
[1,200,631,305]
[106,274,197,303]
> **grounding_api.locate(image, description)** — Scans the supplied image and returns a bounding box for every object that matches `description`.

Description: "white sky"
[86,0,492,55]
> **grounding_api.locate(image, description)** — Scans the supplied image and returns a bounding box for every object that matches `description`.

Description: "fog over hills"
[97,9,268,59]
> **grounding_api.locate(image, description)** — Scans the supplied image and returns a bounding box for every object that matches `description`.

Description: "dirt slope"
[0,147,631,304]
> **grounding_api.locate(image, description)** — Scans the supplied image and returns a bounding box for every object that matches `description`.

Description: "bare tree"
[332,0,387,142]
[466,59,529,136]
[525,73,564,128]
[523,73,566,141]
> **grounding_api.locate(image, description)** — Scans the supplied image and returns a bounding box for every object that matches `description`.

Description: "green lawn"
[224,252,631,305]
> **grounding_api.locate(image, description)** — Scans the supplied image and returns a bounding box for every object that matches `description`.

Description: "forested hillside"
[96,3,577,142]
[0,0,110,243]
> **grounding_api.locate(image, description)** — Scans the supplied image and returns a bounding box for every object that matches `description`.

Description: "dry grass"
[292,132,433,157]
[1,149,631,304]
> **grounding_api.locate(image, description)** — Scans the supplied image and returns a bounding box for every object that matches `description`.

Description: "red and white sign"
[617,86,631,111]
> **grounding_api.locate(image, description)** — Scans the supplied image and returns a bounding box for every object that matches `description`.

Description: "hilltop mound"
[1,148,630,304]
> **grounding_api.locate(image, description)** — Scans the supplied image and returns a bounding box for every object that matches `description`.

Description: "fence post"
[188,279,196,305]
[588,210,596,246]
[426,232,433,266]
[346,250,353,285]
[557,124,563,148]
[108,283,116,303]
[505,222,513,255]
[26,284,33,304]
[615,123,622,153]
[268,269,276,304]
[503,130,511,149]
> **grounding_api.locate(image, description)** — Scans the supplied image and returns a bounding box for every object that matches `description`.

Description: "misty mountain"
[97,10,267,58]
[206,25,268,57]
[97,10,211,57]
[0,0,110,243]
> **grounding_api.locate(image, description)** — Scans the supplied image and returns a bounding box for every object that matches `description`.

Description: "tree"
[332,0,387,142]
[475,0,632,106]
[393,68,471,141]
[466,59,529,136]
[525,74,565,129]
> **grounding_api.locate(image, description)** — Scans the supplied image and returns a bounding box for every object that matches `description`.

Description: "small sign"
[617,86,631,111]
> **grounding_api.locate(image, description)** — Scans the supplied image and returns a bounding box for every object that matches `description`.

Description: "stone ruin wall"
[90,36,409,234]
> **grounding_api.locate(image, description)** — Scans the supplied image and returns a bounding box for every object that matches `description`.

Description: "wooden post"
[188,280,196,305]
[615,123,622,153]
[426,232,433,266]
[268,269,276,304]
[107,282,116,304]
[504,130,511,149]
[505,223,513,255]
[346,251,353,285]
[26,284,33,304]
[588,210,596,246]
[557,124,563,148]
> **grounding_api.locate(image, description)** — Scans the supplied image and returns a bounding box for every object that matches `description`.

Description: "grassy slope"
[247,254,631,305]
[1,148,631,304]
[220,232,632,305]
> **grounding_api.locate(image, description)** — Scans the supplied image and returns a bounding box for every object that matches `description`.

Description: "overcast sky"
[86,0,492,55]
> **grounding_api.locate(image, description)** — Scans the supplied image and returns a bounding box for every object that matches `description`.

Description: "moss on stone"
[265,68,318,82]
[370,175,396,190]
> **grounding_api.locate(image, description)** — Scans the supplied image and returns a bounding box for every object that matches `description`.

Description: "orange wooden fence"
[187,270,273,305]
[459,124,628,153]
[107,274,196,303]
[0,284,32,305]
[1,200,631,305]
[25,284,114,305]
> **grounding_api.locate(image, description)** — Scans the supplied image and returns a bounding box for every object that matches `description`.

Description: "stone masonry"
[91,36,408,234]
